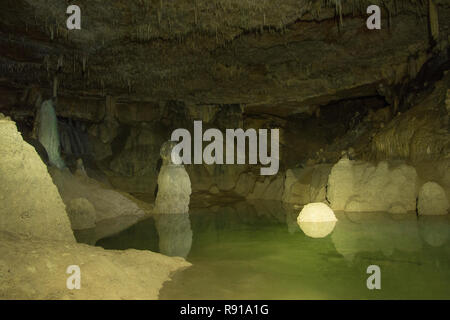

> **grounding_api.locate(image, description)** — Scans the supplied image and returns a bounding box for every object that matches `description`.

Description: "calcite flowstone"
[154,141,192,214]
[417,182,449,216]
[327,158,418,213]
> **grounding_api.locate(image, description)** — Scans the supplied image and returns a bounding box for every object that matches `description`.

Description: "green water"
[95,201,450,299]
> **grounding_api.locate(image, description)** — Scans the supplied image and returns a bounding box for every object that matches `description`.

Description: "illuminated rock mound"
[297,203,337,238]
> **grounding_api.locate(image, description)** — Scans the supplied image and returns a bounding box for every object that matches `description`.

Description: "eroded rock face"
[0,118,74,242]
[327,158,418,213]
[154,142,192,214]
[418,182,449,216]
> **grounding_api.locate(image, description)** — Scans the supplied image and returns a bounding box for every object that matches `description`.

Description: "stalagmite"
[154,141,192,214]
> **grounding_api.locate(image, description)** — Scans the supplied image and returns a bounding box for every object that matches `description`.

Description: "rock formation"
[417,182,449,216]
[297,203,337,238]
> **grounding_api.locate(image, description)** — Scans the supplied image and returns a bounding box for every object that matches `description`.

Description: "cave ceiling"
[0,0,449,115]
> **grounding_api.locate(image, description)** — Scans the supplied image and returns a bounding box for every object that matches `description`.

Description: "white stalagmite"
[38,99,65,169]
[154,141,192,214]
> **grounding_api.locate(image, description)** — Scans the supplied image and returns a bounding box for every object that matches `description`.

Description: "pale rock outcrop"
[154,141,192,214]
[297,203,337,238]
[327,158,418,213]
[0,231,190,299]
[0,118,75,242]
[66,198,96,230]
[282,164,332,204]
[417,182,449,216]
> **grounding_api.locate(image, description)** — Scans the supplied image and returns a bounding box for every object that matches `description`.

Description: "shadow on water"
[89,201,450,299]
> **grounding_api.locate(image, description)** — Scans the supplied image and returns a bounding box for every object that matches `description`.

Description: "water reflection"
[154,213,193,258]
[298,221,337,238]
[95,214,193,258]
[331,212,422,261]
[418,216,450,247]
